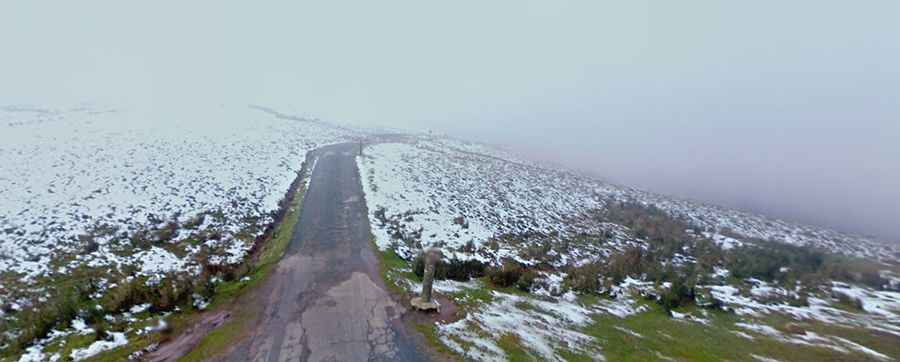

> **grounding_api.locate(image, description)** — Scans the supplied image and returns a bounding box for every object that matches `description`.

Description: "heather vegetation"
[402,199,895,318]
[359,140,900,361]
[0,165,310,360]
[412,254,486,282]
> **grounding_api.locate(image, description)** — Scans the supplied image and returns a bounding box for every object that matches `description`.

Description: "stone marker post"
[421,248,440,302]
[411,247,442,312]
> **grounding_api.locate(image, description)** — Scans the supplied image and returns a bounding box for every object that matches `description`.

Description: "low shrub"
[486,262,525,288]
[726,240,825,282]
[603,202,692,259]
[659,275,694,313]
[516,269,538,292]
[564,262,603,293]
[100,278,152,313]
[11,286,83,353]
[788,292,810,307]
[605,247,648,283]
[413,255,487,281]
[518,241,552,262]
[833,290,865,311]
[822,257,889,290]
[150,277,194,312]
[725,241,888,290]
[695,290,723,309]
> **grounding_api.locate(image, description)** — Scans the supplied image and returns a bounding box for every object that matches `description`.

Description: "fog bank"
[2,1,898,241]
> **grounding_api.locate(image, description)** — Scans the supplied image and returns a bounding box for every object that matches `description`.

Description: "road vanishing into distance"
[223,143,426,362]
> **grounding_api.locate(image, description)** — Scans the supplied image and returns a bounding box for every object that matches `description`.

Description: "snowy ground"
[609,187,898,262]
[4,108,899,359]
[0,105,351,280]
[14,304,170,362]
[358,139,900,360]
[359,140,898,266]
[438,290,599,362]
[388,265,900,361]
[0,104,356,355]
[358,141,617,265]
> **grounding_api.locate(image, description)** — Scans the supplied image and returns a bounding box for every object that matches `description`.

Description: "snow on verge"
[69,332,128,361]
[437,291,601,361]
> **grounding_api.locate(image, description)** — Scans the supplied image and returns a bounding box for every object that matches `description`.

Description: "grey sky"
[2,1,898,241]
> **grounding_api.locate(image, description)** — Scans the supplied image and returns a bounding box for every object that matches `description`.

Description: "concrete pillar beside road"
[411,247,442,312]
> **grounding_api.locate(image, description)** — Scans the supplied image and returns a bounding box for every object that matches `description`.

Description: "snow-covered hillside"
[358,142,611,263]
[0,104,353,294]
[359,140,898,264]
[3,108,898,360]
[359,139,900,361]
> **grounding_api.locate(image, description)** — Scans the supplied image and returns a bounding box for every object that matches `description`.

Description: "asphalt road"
[223,143,427,362]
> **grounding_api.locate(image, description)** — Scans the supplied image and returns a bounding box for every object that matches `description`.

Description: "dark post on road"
[411,247,442,312]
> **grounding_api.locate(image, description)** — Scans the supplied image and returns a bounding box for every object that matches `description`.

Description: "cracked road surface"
[224,143,426,362]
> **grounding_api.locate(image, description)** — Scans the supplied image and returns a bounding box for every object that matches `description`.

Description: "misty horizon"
[5,3,900,361]
[2,1,898,242]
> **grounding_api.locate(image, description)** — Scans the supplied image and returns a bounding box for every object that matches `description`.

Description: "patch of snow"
[71,318,94,335]
[593,296,649,319]
[735,322,782,337]
[17,345,49,362]
[711,266,730,279]
[438,318,506,362]
[737,322,891,360]
[751,354,781,362]
[438,291,600,361]
[132,247,193,279]
[703,232,743,250]
[129,303,151,314]
[139,319,169,336]
[193,294,210,311]
[70,332,128,361]
[670,311,710,325]
[613,326,643,338]
[831,282,900,319]
[831,336,892,361]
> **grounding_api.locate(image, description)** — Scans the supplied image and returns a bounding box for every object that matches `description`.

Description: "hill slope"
[2,107,898,361]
